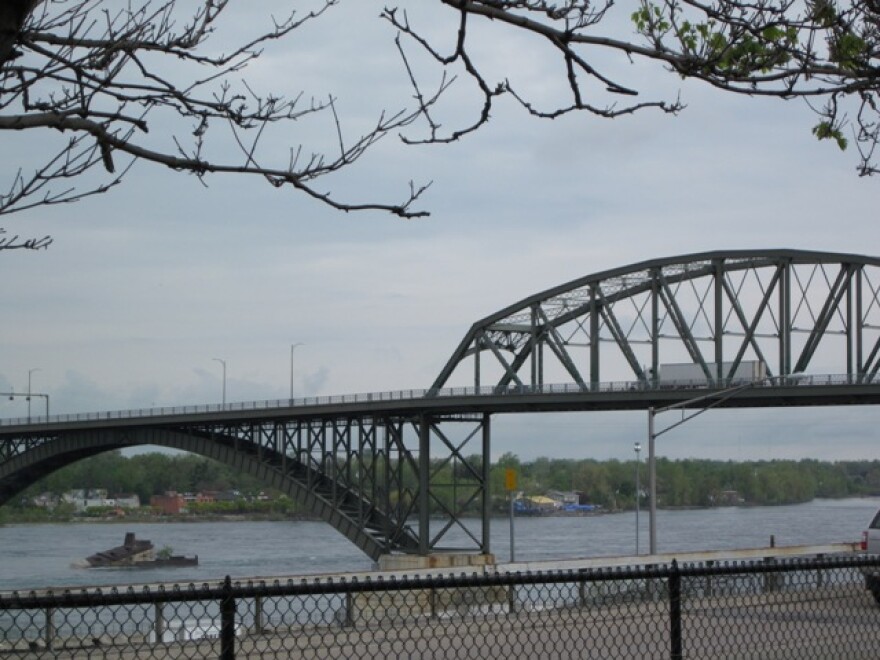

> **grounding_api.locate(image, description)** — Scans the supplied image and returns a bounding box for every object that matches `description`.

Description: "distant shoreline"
[0,512,319,525]
[5,496,878,526]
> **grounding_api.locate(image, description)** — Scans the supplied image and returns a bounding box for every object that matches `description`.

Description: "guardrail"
[1,555,879,658]
[0,373,865,427]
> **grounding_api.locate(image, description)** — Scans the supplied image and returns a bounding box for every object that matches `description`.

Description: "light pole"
[212,358,227,407]
[634,441,641,555]
[27,368,41,422]
[647,380,764,554]
[4,391,49,421]
[290,342,304,400]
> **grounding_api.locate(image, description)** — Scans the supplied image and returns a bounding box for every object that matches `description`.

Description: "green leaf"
[832,32,867,70]
[812,122,848,150]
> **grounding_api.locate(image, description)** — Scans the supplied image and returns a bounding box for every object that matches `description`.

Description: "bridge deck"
[1,375,877,436]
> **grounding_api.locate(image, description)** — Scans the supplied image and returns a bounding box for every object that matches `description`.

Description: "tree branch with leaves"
[387,0,880,172]
[4,0,879,251]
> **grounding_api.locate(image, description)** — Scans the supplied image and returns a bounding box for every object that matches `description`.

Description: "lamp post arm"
[647,378,770,555]
[3,392,50,421]
[652,403,717,439]
[654,381,756,415]
[652,381,761,438]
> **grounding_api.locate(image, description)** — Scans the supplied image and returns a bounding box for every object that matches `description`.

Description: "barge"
[80,532,198,568]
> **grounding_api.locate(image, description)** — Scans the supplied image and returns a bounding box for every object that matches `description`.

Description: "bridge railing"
[0,373,862,427]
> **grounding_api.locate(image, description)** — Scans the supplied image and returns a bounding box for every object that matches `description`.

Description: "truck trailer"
[650,360,767,386]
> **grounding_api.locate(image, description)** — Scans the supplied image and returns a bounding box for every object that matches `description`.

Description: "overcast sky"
[2,1,878,463]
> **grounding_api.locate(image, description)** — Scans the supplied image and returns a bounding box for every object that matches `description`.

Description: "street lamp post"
[27,368,41,422]
[634,441,641,555]
[213,358,227,407]
[647,380,763,554]
[290,343,304,400]
[5,391,49,421]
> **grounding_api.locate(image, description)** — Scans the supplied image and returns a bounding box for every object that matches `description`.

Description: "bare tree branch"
[0,0,435,250]
[5,0,880,251]
[0,228,51,249]
[384,0,880,175]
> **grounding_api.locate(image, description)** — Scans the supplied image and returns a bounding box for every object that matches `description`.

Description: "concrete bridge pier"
[376,553,496,572]
[352,553,504,624]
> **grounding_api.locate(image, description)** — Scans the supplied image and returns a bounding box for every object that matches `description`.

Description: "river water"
[1,498,877,592]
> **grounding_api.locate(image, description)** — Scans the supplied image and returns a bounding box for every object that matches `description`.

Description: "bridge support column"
[352,553,504,626]
[482,413,491,555]
[407,413,493,558]
[418,415,431,555]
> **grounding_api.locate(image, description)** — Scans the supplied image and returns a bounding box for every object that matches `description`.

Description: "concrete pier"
[377,553,496,572]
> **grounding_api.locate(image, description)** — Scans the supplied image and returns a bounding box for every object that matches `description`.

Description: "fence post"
[254,596,264,634]
[220,576,236,660]
[763,557,779,593]
[668,560,682,660]
[154,603,164,643]
[344,592,355,627]
[704,560,714,597]
[44,607,54,651]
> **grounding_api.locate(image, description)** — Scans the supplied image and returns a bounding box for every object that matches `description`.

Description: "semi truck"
[650,360,767,386]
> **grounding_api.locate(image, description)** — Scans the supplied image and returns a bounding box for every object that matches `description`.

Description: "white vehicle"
[649,360,767,387]
[861,509,880,605]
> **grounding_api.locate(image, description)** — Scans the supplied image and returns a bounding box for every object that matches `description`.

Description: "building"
[112,494,141,509]
[60,489,141,513]
[546,490,581,505]
[62,489,113,512]
[150,491,187,515]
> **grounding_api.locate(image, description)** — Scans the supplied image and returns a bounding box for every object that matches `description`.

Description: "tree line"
[11,451,271,506]
[491,453,880,511]
[4,450,880,523]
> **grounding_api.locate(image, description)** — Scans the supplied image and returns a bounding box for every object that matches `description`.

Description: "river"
[1,498,877,592]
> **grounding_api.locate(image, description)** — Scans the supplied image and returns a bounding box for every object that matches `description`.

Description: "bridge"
[3,249,880,563]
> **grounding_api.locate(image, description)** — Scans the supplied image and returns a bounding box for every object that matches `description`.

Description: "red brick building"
[149,491,186,515]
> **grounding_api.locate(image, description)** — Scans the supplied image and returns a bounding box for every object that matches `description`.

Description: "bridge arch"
[0,426,421,561]
[5,249,878,565]
[431,249,880,392]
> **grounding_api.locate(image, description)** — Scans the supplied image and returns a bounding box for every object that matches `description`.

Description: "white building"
[62,489,140,512]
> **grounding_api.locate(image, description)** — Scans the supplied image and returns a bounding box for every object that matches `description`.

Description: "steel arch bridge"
[430,249,880,392]
[2,249,880,562]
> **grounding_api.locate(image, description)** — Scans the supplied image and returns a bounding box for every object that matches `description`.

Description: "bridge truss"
[0,413,491,562]
[3,249,880,562]
[431,250,880,392]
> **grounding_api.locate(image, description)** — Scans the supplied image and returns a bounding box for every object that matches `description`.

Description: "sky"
[2,1,879,463]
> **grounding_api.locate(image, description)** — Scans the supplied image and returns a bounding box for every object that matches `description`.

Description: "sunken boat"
[83,532,198,568]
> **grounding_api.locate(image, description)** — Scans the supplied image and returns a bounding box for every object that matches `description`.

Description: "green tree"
[390,1,880,176]
[9,450,880,521]
[573,460,615,508]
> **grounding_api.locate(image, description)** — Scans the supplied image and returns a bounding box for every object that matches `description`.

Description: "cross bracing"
[430,250,880,393]
[3,249,880,562]
[0,414,491,561]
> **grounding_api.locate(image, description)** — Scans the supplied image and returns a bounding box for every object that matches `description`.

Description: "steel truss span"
[4,249,880,562]
[0,415,491,561]
[430,249,880,393]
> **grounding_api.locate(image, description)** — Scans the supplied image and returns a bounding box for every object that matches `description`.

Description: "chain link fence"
[1,555,879,658]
